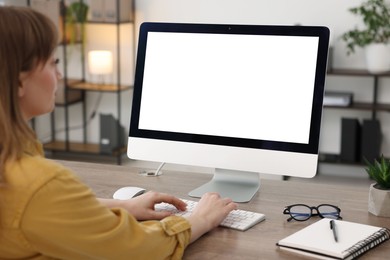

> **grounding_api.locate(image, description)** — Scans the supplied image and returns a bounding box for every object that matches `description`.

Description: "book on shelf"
[323,91,353,107]
[276,218,390,260]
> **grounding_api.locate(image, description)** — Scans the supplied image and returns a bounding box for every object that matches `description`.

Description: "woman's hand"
[99,191,237,243]
[186,192,237,243]
[98,191,187,221]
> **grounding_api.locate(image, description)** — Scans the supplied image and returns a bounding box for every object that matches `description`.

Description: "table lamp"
[88,50,113,84]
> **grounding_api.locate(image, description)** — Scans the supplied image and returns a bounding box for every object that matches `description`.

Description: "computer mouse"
[113,186,146,200]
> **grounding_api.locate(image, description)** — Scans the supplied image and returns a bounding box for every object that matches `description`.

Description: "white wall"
[34,0,390,157]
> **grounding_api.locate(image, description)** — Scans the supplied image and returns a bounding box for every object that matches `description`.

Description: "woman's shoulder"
[2,156,86,226]
[5,155,77,189]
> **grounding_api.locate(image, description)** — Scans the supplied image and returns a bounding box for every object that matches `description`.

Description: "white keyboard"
[155,199,265,231]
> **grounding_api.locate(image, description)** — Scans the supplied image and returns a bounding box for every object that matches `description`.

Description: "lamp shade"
[88,50,113,75]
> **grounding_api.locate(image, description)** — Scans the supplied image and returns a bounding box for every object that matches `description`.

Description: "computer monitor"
[128,22,329,202]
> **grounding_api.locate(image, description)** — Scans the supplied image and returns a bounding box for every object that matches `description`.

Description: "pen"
[330,219,338,242]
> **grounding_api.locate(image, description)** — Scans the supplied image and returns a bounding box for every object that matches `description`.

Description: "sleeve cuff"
[160,215,191,236]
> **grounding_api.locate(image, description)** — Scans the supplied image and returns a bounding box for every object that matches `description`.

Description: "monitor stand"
[188,168,260,203]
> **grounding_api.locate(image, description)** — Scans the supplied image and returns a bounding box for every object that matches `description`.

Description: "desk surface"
[59,160,390,259]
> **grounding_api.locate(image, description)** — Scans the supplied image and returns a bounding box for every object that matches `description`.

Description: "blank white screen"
[139,32,319,144]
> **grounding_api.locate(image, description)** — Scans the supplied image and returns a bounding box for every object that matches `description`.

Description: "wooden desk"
[59,160,390,259]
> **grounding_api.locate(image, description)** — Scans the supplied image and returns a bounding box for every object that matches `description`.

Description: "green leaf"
[341,0,390,53]
[364,155,390,189]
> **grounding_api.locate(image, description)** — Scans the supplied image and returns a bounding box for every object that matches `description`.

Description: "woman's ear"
[18,72,28,97]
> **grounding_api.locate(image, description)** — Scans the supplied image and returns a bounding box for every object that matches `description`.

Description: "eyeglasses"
[283,204,342,222]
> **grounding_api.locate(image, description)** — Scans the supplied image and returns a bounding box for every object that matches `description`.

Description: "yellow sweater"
[0,142,191,259]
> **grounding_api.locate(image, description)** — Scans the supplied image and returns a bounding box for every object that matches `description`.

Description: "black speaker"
[360,119,382,164]
[340,118,361,163]
[100,114,126,154]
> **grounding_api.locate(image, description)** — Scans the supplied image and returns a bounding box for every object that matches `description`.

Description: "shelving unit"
[40,0,135,165]
[327,69,390,116]
[320,68,390,164]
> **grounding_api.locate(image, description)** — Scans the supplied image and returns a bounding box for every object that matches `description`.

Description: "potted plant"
[341,0,390,73]
[65,1,89,44]
[364,155,390,217]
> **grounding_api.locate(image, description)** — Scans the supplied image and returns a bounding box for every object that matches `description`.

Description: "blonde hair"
[0,6,58,182]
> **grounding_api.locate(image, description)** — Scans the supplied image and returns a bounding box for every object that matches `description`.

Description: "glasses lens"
[318,205,340,219]
[289,205,311,221]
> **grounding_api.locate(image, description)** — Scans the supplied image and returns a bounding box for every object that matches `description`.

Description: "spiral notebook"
[277,219,390,260]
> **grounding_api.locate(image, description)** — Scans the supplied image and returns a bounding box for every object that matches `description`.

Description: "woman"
[0,6,237,259]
